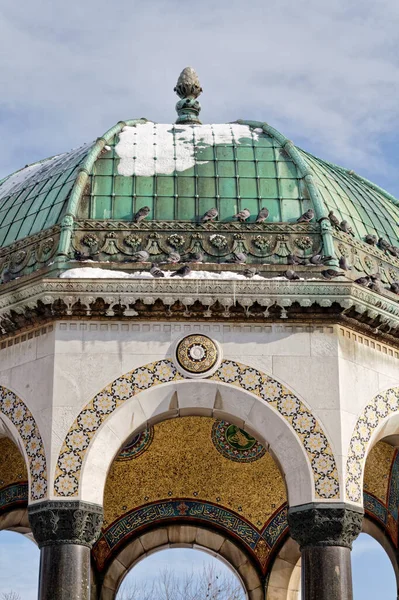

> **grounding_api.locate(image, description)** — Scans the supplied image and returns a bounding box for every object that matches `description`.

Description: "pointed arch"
[54,360,339,504]
[0,386,47,501]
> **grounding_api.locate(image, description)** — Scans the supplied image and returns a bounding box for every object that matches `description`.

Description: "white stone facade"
[1,320,398,509]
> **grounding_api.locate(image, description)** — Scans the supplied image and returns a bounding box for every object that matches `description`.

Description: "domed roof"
[0,67,398,282]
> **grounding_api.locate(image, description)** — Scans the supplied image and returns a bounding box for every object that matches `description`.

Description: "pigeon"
[390,281,399,294]
[74,250,86,261]
[297,209,314,223]
[256,207,269,223]
[388,246,399,258]
[234,208,251,222]
[171,265,191,277]
[340,221,355,236]
[339,256,351,270]
[365,234,378,246]
[243,267,260,278]
[150,263,164,278]
[369,279,382,293]
[370,273,381,281]
[131,250,149,262]
[134,206,151,223]
[186,252,204,263]
[202,208,218,222]
[287,253,303,265]
[2,269,12,284]
[284,269,300,281]
[321,269,345,280]
[354,276,371,287]
[309,254,333,266]
[328,210,340,229]
[378,238,391,252]
[166,251,181,264]
[226,252,247,264]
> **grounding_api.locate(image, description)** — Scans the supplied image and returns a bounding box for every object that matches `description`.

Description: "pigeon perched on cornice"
[186,252,204,263]
[171,264,191,277]
[234,208,251,222]
[166,251,181,264]
[284,269,300,281]
[388,246,399,258]
[321,269,345,280]
[308,254,332,266]
[354,276,370,286]
[226,252,247,264]
[340,221,355,236]
[202,208,218,222]
[378,238,391,252]
[134,206,151,223]
[243,267,260,278]
[287,253,302,265]
[365,234,378,246]
[150,263,164,278]
[339,256,351,270]
[390,281,399,294]
[131,250,149,262]
[256,207,269,223]
[297,209,314,223]
[328,210,340,229]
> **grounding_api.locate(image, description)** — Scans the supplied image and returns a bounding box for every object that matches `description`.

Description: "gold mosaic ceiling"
[363,440,395,504]
[0,437,27,490]
[103,416,287,529]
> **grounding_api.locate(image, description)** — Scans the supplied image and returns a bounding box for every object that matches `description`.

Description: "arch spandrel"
[54,360,340,506]
[0,386,47,502]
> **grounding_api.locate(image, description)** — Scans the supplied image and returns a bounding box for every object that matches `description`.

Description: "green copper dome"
[1,119,398,251]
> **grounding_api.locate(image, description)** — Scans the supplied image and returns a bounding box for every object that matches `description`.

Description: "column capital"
[28,500,103,548]
[288,503,363,549]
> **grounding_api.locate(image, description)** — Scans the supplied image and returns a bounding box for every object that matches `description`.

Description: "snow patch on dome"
[115,123,259,177]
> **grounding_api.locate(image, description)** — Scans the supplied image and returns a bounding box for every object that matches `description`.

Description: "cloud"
[0,0,398,195]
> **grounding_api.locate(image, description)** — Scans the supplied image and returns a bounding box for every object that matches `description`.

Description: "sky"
[0,532,396,599]
[1,1,399,195]
[0,1,398,598]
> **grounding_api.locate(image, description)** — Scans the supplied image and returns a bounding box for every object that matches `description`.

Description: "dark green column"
[28,501,103,600]
[288,503,363,600]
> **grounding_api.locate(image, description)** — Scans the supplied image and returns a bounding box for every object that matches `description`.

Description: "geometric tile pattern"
[55,359,339,499]
[0,386,47,501]
[92,499,289,574]
[346,387,399,503]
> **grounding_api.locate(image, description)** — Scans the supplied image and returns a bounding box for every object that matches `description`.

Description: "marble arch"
[55,359,339,506]
[0,385,47,501]
[346,386,399,503]
[97,524,263,600]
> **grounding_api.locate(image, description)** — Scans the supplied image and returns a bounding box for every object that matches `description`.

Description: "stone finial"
[174,67,202,125]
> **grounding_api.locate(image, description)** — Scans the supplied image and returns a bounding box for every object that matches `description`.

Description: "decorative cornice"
[288,503,363,549]
[28,500,103,548]
[0,277,398,341]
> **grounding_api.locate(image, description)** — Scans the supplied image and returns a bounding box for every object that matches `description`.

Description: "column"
[29,501,103,600]
[288,503,363,600]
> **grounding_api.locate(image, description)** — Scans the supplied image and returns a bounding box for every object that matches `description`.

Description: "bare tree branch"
[117,563,245,600]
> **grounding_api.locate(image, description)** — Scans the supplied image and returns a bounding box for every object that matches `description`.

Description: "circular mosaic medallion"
[175,335,219,376]
[116,427,154,461]
[211,421,266,463]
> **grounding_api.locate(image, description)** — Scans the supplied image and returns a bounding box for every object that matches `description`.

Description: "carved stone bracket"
[288,503,363,549]
[28,500,103,548]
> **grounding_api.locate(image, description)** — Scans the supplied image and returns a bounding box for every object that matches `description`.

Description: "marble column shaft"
[288,503,363,600]
[28,501,103,600]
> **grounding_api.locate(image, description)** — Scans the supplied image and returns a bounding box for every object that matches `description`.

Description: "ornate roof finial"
[174,67,202,125]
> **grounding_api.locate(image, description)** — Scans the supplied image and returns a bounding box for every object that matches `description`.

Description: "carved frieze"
[72,220,322,264]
